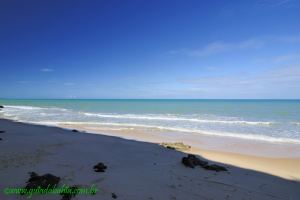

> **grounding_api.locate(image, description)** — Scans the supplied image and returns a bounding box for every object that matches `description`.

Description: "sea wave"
[291,122,300,125]
[30,121,300,144]
[1,104,300,144]
[4,105,45,110]
[82,112,273,125]
[2,105,274,126]
[3,105,68,111]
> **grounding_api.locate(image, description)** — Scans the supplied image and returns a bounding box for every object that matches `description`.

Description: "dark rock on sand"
[0,138,2,141]
[24,172,60,190]
[182,157,195,168]
[71,129,79,132]
[60,186,79,200]
[0,105,4,109]
[182,154,208,168]
[203,164,227,172]
[112,192,117,199]
[0,130,5,133]
[182,154,227,172]
[166,146,176,150]
[93,162,107,172]
[191,155,209,167]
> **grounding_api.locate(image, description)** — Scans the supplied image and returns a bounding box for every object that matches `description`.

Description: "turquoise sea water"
[0,99,300,143]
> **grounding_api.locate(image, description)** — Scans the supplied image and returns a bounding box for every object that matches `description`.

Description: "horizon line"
[1,98,300,100]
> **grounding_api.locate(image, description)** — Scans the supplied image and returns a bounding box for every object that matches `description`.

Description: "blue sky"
[1,0,300,99]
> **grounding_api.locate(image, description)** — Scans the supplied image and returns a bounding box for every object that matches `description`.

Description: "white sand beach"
[1,118,300,200]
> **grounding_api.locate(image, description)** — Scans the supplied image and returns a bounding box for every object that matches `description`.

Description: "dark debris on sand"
[166,146,176,150]
[71,129,79,132]
[0,130,5,133]
[24,172,61,191]
[112,192,118,199]
[182,154,208,168]
[203,164,227,172]
[60,185,79,200]
[182,154,227,172]
[93,162,107,172]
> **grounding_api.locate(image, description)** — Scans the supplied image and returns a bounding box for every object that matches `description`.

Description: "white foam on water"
[1,104,300,144]
[3,105,68,111]
[24,121,300,144]
[82,112,273,125]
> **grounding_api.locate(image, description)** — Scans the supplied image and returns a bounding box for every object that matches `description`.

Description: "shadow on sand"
[0,118,299,200]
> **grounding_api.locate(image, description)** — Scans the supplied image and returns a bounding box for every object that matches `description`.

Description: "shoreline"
[1,102,300,147]
[55,122,300,158]
[3,118,300,158]
[2,118,300,180]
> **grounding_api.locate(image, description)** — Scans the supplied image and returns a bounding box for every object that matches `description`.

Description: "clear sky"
[1,0,300,99]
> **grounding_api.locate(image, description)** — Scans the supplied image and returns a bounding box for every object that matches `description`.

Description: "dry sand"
[1,119,300,200]
[62,123,300,179]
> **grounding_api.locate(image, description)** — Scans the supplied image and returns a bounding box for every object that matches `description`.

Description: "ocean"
[0,99,300,143]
